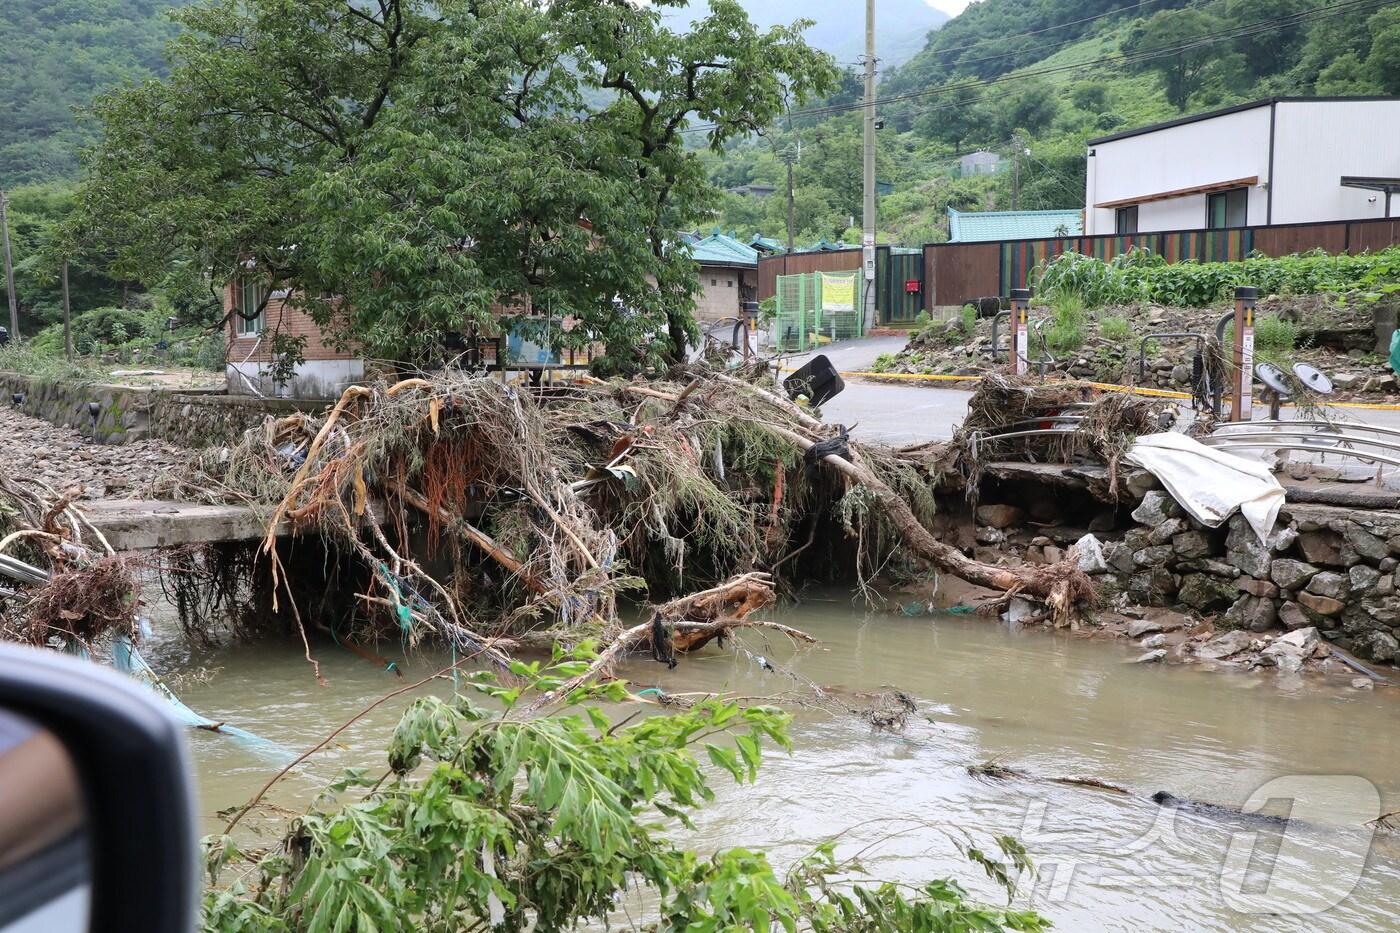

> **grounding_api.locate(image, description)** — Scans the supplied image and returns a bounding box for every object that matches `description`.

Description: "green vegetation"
[202,651,1046,932]
[1034,246,1400,308]
[1098,314,1131,343]
[67,0,834,368]
[1254,315,1300,354]
[960,302,978,336]
[709,0,1400,247]
[1043,294,1087,353]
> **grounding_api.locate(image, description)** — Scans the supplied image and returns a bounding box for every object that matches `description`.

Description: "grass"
[1044,294,1087,353]
[0,343,109,385]
[1098,314,1131,343]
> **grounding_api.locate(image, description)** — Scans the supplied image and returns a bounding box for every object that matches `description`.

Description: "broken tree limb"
[523,572,808,711]
[395,483,544,594]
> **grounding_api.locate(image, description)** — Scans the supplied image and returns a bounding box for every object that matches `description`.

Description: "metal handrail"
[1137,332,1204,381]
[1207,442,1400,469]
[1210,419,1400,441]
[1200,431,1400,456]
[989,309,1011,359]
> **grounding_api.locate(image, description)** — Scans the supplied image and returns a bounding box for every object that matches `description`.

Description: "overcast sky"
[927,0,975,15]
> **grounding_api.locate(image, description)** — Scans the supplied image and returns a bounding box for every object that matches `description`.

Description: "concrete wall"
[1086,105,1271,235]
[1272,100,1400,225]
[0,371,323,448]
[694,265,756,323]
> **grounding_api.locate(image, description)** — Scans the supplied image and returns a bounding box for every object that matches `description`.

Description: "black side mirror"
[0,644,197,933]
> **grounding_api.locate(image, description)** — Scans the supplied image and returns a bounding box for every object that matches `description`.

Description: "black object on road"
[783,353,844,407]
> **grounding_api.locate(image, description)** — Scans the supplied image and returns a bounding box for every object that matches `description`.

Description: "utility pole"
[785,156,796,253]
[61,260,73,361]
[861,0,877,330]
[1011,133,1023,211]
[0,190,17,340]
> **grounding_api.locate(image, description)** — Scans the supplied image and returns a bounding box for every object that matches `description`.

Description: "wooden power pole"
[0,189,17,340]
[861,0,877,330]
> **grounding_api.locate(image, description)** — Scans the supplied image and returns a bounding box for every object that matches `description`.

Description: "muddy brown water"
[146,596,1400,932]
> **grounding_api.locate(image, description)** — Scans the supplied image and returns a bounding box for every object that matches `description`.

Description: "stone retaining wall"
[0,372,324,448]
[1073,492,1400,665]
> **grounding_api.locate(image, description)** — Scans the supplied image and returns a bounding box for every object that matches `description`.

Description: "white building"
[1084,97,1400,236]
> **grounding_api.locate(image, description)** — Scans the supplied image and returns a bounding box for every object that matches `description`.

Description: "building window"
[710,278,717,286]
[1207,187,1248,229]
[726,279,733,288]
[1115,205,1138,235]
[236,279,265,336]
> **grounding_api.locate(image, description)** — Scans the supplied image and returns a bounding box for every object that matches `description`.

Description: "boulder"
[976,504,1024,530]
[1103,541,1136,574]
[1131,490,1182,526]
[1128,568,1178,606]
[1269,559,1318,591]
[1127,618,1162,638]
[1147,518,1188,547]
[1074,534,1110,574]
[1225,519,1272,579]
[1278,601,1312,631]
[1133,545,1175,568]
[1178,574,1238,612]
[1224,594,1278,633]
[1277,626,1320,655]
[1353,630,1399,664]
[1237,576,1279,598]
[1172,530,1215,560]
[1306,571,1348,600]
[975,526,1007,545]
[1296,530,1343,566]
[1297,591,1344,616]
[1350,564,1382,595]
[1196,629,1253,660]
[1130,649,1167,664]
[1344,524,1388,562]
[1176,558,1239,578]
[1332,371,1363,390]
[1140,633,1167,649]
[1353,677,1375,690]
[1271,526,1299,553]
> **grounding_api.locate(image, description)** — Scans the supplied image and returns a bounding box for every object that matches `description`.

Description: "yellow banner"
[821,274,854,312]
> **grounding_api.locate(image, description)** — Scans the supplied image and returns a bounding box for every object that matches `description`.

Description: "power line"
[680,0,1392,134]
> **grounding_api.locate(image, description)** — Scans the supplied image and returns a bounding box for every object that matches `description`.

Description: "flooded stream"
[150,596,1400,931]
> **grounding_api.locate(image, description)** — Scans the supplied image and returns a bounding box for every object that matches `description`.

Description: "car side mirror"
[0,644,198,933]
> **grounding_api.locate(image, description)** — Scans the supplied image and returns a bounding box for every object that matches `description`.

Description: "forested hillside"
[706,0,1400,248]
[0,0,182,186]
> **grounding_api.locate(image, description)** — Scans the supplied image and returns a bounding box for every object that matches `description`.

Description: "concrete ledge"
[81,499,286,551]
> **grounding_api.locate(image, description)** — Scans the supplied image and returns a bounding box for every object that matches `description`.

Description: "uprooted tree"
[64,0,836,368]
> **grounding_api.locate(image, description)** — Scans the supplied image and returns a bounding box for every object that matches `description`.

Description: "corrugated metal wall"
[920,217,1400,308]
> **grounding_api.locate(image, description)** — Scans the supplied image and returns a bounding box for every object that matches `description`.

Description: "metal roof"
[947,207,1082,243]
[685,232,759,268]
[1087,96,1400,147]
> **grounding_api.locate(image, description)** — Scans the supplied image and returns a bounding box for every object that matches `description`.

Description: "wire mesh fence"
[770,271,865,352]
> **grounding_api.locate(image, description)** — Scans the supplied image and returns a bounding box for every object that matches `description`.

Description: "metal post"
[1231,286,1257,422]
[785,156,796,254]
[61,260,72,361]
[861,0,877,331]
[1010,288,1030,376]
[0,190,17,340]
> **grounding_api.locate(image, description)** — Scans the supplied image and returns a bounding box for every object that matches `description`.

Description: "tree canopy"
[68,0,834,367]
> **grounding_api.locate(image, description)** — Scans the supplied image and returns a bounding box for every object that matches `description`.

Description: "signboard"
[1235,305,1254,421]
[904,279,921,294]
[821,274,855,312]
[1012,305,1029,376]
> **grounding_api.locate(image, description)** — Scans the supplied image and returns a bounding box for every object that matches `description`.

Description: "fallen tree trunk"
[761,421,1094,623]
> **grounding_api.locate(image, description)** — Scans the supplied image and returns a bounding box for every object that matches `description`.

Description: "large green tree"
[68,0,834,368]
[1124,7,1225,112]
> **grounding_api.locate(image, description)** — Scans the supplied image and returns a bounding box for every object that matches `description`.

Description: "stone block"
[1237,577,1279,598]
[976,504,1024,529]
[1269,559,1318,591]
[1344,523,1388,562]
[1306,571,1348,600]
[1297,591,1344,616]
[1178,574,1237,612]
[1172,530,1215,560]
[1131,490,1182,526]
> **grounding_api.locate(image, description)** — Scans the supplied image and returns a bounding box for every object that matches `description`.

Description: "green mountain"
[707,0,1400,248]
[0,0,183,187]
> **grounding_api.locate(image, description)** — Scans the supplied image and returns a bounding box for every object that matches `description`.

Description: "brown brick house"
[225,279,363,398]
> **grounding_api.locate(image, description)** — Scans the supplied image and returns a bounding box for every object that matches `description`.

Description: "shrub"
[1254,315,1298,354]
[960,302,977,335]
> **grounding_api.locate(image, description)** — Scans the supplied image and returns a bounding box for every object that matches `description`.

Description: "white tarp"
[1123,432,1284,544]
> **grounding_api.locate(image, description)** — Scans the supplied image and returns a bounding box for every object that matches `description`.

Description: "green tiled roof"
[947,207,1083,243]
[686,232,759,267]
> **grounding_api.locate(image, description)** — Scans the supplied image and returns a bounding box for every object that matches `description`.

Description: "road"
[782,336,1400,456]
